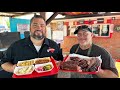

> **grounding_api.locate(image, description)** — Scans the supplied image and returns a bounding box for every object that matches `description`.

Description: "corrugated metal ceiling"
[0,12,120,18]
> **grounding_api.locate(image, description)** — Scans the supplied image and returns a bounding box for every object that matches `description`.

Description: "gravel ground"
[57,70,93,78]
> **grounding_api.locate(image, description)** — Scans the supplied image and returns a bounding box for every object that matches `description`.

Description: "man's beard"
[30,30,45,40]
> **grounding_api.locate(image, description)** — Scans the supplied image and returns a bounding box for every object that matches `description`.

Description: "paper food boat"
[14,65,34,76]
[34,62,54,73]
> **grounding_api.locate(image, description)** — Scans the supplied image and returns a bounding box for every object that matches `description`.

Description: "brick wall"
[93,31,120,59]
[61,19,120,59]
[61,36,78,53]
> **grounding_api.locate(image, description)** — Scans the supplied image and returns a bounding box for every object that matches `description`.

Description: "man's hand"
[12,64,17,72]
[55,61,61,67]
[1,62,17,73]
[96,68,118,78]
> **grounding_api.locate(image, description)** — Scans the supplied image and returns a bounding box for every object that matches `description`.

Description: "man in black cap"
[70,25,118,78]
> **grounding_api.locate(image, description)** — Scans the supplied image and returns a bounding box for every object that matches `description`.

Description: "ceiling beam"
[54,12,120,20]
[0,15,13,17]
[11,12,34,17]
[46,12,59,25]
[2,12,26,15]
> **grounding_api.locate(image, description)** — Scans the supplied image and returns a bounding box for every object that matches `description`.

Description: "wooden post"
[40,12,46,20]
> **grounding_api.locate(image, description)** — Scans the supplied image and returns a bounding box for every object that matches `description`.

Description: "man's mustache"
[35,30,42,32]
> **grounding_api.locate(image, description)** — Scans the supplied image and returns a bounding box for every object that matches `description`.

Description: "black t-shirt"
[70,43,118,78]
[1,37,63,65]
[0,37,63,78]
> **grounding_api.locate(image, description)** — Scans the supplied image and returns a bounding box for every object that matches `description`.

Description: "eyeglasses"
[77,31,89,37]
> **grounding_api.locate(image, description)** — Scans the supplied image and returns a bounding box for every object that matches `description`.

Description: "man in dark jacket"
[0,15,63,78]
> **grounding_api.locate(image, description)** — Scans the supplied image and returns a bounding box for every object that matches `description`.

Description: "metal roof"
[0,12,108,17]
[0,12,120,18]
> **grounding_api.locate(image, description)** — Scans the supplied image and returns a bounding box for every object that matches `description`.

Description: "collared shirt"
[0,36,63,65]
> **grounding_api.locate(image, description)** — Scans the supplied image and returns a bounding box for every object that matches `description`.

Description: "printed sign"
[97,18,104,23]
[17,24,30,34]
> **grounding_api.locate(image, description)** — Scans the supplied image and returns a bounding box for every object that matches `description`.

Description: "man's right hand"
[12,64,17,72]
[1,62,17,73]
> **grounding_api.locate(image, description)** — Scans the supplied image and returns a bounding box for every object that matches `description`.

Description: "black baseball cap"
[74,25,92,34]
